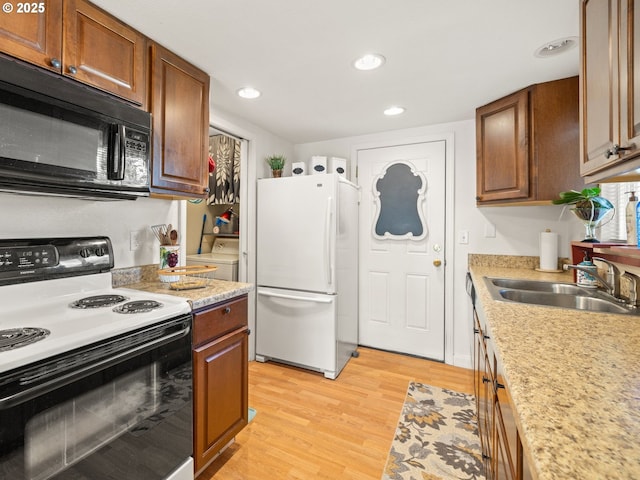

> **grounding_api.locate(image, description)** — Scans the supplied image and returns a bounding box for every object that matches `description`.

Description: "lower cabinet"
[473,307,533,480]
[192,295,249,474]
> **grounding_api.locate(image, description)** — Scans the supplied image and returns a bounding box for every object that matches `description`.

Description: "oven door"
[0,315,192,480]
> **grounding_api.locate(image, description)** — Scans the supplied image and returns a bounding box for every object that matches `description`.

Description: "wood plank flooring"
[197,347,474,480]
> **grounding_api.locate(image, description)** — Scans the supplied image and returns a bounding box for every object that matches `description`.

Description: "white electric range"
[0,236,194,480]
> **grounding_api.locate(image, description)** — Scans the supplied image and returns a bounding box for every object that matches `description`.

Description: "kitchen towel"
[539,230,559,271]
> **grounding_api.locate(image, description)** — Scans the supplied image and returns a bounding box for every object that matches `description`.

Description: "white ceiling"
[92,0,580,144]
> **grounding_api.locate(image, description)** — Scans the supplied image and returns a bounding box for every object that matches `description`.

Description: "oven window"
[0,325,192,480]
[26,363,159,480]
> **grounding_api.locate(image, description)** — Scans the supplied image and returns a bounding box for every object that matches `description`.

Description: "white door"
[357,140,446,360]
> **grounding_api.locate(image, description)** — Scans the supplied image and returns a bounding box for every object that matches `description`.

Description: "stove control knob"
[79,248,91,258]
[95,247,106,257]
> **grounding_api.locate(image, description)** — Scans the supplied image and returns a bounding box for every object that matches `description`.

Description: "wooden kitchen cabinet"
[476,76,584,205]
[149,42,210,198]
[192,295,248,474]
[473,302,533,480]
[0,0,147,105]
[581,0,640,182]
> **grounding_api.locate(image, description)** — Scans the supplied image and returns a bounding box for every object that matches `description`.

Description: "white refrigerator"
[256,173,359,379]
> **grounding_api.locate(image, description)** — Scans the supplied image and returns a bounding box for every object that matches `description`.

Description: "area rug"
[381,382,484,480]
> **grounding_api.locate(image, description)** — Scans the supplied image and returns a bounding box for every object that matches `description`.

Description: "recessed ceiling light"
[237,87,261,99]
[384,106,405,116]
[353,53,386,71]
[534,36,578,58]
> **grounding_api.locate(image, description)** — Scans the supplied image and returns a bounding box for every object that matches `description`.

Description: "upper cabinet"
[0,0,147,106]
[581,0,640,182]
[476,76,584,205]
[149,43,210,198]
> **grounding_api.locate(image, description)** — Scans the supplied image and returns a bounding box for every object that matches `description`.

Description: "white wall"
[0,193,180,269]
[295,119,585,369]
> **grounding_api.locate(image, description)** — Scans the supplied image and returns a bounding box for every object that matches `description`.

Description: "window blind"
[599,182,640,242]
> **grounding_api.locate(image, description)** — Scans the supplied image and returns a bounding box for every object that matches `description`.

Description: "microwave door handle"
[108,124,125,180]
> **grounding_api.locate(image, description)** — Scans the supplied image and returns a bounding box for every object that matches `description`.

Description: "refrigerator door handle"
[325,196,333,286]
[258,290,334,304]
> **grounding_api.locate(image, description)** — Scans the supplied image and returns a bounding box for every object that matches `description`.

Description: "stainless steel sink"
[488,278,593,295]
[484,277,640,315]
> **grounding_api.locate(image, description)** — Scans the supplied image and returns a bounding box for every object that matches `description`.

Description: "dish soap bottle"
[576,250,598,287]
[627,191,638,245]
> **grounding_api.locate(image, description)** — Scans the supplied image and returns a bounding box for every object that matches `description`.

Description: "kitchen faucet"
[563,257,622,299]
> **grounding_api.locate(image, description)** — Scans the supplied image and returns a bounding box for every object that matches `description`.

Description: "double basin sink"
[484,277,640,316]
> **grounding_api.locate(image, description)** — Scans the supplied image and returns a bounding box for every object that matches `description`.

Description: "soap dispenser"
[576,250,598,287]
[626,191,638,245]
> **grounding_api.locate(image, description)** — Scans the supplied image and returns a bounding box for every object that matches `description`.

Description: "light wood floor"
[197,347,474,480]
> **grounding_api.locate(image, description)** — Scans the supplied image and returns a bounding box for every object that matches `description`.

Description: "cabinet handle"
[50,58,61,69]
[68,65,78,75]
[496,381,505,389]
[223,306,231,314]
[483,334,490,340]
[473,328,479,334]
[605,144,635,158]
[482,376,490,384]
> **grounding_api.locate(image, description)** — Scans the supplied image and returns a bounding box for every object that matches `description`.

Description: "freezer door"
[256,287,337,377]
[257,175,337,293]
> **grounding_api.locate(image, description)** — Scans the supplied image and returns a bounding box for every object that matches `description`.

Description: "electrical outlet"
[484,222,496,238]
[458,230,469,244]
[130,230,142,251]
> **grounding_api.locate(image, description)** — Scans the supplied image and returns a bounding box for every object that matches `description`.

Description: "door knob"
[433,259,442,267]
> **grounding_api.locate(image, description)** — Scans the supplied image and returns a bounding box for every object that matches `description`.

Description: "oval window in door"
[372,161,427,241]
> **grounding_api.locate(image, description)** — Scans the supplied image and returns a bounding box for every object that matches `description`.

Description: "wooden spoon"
[170,230,178,245]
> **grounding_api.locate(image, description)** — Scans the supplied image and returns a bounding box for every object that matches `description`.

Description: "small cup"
[159,245,180,282]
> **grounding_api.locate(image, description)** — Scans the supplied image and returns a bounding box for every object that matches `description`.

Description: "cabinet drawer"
[193,296,248,345]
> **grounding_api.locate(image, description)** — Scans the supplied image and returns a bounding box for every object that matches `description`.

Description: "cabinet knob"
[475,196,481,201]
[605,143,635,158]
[68,65,78,75]
[433,259,442,267]
[223,306,231,314]
[204,187,210,194]
[50,58,61,69]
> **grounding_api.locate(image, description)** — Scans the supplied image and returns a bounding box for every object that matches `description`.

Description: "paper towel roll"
[539,230,559,271]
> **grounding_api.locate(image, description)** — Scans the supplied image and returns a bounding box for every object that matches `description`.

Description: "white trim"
[351,132,456,365]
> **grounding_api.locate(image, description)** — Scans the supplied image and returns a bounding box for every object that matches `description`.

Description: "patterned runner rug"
[382,382,484,480]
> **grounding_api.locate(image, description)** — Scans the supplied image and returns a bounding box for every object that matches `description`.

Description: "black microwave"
[0,55,151,200]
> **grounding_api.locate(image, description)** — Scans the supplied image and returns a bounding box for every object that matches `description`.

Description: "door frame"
[351,133,456,365]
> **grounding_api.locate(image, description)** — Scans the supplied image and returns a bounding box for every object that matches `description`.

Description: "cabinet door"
[0,0,62,72]
[63,0,147,105]
[476,89,530,202]
[193,327,248,473]
[494,413,517,480]
[580,0,620,175]
[620,0,640,153]
[149,43,210,197]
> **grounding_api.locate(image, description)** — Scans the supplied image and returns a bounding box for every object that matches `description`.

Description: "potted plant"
[552,187,614,242]
[266,154,286,178]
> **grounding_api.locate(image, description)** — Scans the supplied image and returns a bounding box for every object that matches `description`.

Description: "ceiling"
[92,0,580,144]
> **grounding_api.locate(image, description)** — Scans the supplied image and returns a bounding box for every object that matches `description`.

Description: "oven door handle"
[0,325,190,409]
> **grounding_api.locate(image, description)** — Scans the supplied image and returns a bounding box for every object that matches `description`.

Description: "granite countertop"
[112,264,253,310]
[124,279,253,310]
[469,263,640,480]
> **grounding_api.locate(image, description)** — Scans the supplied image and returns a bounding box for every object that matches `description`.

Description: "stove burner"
[113,300,163,314]
[70,294,129,309]
[0,328,50,352]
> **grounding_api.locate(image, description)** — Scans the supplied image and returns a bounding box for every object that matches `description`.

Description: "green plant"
[266,154,286,170]
[552,187,613,210]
